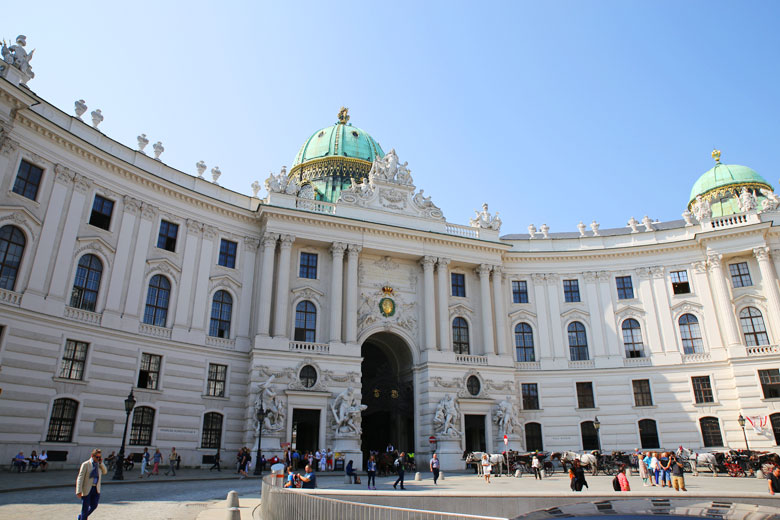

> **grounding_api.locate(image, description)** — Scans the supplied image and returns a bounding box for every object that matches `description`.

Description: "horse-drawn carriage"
[505,451,556,477]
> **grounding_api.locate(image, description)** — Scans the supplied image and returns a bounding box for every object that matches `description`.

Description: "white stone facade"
[0,66,779,471]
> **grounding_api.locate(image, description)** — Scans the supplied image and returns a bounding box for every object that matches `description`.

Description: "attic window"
[351,131,359,137]
[318,131,325,137]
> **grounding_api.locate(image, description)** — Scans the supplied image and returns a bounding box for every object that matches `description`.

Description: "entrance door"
[291,409,320,453]
[465,414,486,452]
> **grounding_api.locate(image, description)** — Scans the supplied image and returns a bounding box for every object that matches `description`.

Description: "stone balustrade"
[682,352,712,363]
[445,223,479,239]
[516,361,541,370]
[623,357,652,367]
[205,336,236,350]
[296,199,336,214]
[138,322,172,339]
[0,288,21,306]
[455,354,488,365]
[63,306,102,324]
[746,344,780,356]
[289,341,330,354]
[568,359,595,369]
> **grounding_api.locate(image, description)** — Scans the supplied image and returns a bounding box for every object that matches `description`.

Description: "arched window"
[46,398,78,442]
[129,406,155,446]
[580,420,599,450]
[699,416,723,448]
[209,290,233,338]
[69,254,103,311]
[568,322,589,361]
[201,412,223,449]
[0,225,25,291]
[770,413,780,446]
[525,422,543,451]
[452,317,469,355]
[679,314,703,354]
[294,301,316,342]
[739,307,769,346]
[638,419,659,449]
[622,318,644,358]
[514,323,535,362]
[143,275,171,327]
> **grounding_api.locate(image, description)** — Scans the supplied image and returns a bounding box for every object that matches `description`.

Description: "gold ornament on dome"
[712,148,721,163]
[338,107,350,125]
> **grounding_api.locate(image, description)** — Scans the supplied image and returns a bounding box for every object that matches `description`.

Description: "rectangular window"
[156,220,178,252]
[521,383,540,410]
[632,379,653,407]
[207,363,227,397]
[451,273,466,297]
[88,195,114,230]
[576,382,595,409]
[563,279,580,303]
[299,252,318,279]
[12,160,44,201]
[729,262,753,288]
[616,276,634,300]
[218,239,237,268]
[512,280,529,303]
[137,353,162,390]
[671,270,690,295]
[691,375,714,404]
[758,369,780,399]
[59,340,88,380]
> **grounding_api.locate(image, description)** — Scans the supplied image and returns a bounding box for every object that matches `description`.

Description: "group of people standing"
[637,451,687,491]
[284,447,334,472]
[137,447,179,478]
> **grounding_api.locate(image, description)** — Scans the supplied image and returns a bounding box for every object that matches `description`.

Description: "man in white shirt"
[76,448,107,520]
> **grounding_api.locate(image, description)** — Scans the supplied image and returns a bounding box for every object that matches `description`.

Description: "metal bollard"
[415,472,421,481]
[226,490,239,508]
[226,507,240,520]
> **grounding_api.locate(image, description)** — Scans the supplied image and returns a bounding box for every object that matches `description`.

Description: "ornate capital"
[123,195,141,215]
[635,267,652,279]
[54,164,75,185]
[692,261,708,274]
[0,136,19,158]
[583,271,597,282]
[244,236,260,252]
[203,225,218,240]
[420,256,437,270]
[73,174,92,194]
[649,266,665,279]
[492,265,504,278]
[530,273,545,284]
[706,253,722,270]
[279,234,295,249]
[186,218,203,235]
[347,243,362,257]
[140,202,157,221]
[330,242,347,257]
[437,257,451,269]
[476,264,492,277]
[753,246,771,262]
[262,232,279,249]
[596,271,611,281]
[545,273,560,284]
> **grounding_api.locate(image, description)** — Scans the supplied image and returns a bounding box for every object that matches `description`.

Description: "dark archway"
[360,332,414,468]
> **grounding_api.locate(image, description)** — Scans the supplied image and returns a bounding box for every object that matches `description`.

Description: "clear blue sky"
[6,1,779,233]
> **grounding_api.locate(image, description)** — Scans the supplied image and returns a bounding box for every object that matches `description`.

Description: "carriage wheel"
[603,464,617,476]
[682,461,692,474]
[544,465,555,477]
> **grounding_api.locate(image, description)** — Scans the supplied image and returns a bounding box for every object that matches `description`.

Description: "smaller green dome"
[292,121,384,169]
[689,163,771,205]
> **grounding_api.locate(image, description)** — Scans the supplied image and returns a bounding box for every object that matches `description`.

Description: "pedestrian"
[326,448,334,471]
[670,454,687,492]
[284,465,297,488]
[531,454,542,480]
[659,451,671,488]
[165,447,177,476]
[481,454,492,483]
[430,453,440,485]
[239,447,251,479]
[617,464,630,491]
[570,460,588,492]
[210,449,221,472]
[139,447,150,479]
[76,448,107,520]
[393,451,406,490]
[152,448,162,475]
[649,452,660,486]
[292,450,300,471]
[637,451,649,486]
[236,448,243,473]
[367,454,377,489]
[299,464,316,488]
[319,453,327,473]
[768,466,780,495]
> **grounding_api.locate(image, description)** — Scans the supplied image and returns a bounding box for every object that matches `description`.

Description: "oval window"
[300,365,317,388]
[466,376,481,396]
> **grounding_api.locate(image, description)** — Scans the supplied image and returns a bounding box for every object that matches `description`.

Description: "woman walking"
[481,454,492,483]
[531,454,542,480]
[139,447,150,479]
[152,448,162,475]
[570,460,588,492]
[638,451,650,486]
[367,454,377,490]
[617,464,631,491]
[649,452,660,486]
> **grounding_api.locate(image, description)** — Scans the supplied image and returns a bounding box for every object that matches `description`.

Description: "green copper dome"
[290,108,385,203]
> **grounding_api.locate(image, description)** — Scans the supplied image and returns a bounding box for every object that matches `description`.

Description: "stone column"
[122,203,156,318]
[754,247,780,334]
[256,232,278,336]
[173,219,202,328]
[707,253,742,347]
[531,274,552,360]
[583,272,606,358]
[345,244,362,344]
[238,237,259,338]
[273,234,295,338]
[329,242,346,343]
[103,196,140,314]
[436,258,451,351]
[545,274,565,359]
[48,174,91,301]
[491,266,508,356]
[596,271,620,357]
[421,256,437,350]
[191,226,217,331]
[477,264,495,356]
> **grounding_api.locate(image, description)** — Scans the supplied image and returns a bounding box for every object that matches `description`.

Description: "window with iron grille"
[452,317,469,354]
[201,412,223,449]
[451,273,466,297]
[679,313,704,354]
[137,353,162,390]
[70,254,103,312]
[207,363,227,397]
[512,280,528,303]
[299,365,317,388]
[0,225,26,291]
[670,270,690,294]
[218,239,237,269]
[59,340,88,380]
[88,195,114,230]
[156,220,178,252]
[758,369,780,399]
[299,252,318,279]
[622,319,644,358]
[740,307,769,346]
[632,379,653,407]
[700,416,723,447]
[514,323,535,362]
[568,322,589,360]
[525,422,543,451]
[129,406,155,446]
[294,301,316,342]
[576,382,595,409]
[46,398,78,442]
[616,276,634,299]
[143,275,171,327]
[12,160,43,201]
[691,376,714,403]
[638,419,659,449]
[521,383,539,410]
[563,279,580,302]
[209,290,232,338]
[729,262,753,288]
[466,376,481,396]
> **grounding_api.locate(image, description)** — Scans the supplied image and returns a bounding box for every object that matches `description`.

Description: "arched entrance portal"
[360,332,414,466]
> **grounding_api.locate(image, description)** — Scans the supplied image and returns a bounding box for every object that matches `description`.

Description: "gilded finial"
[712,148,721,163]
[337,106,350,125]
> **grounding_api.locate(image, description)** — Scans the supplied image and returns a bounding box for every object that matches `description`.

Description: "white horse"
[466,452,505,476]
[677,447,717,475]
[558,451,600,475]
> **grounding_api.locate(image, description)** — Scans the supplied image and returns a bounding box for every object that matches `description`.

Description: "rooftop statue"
[469,203,501,231]
[691,195,711,222]
[760,188,779,212]
[1,35,34,83]
[367,148,413,185]
[737,186,757,213]
[74,100,87,119]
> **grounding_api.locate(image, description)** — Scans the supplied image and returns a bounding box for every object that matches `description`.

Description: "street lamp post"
[737,414,750,451]
[593,416,601,451]
[254,396,267,476]
[112,388,136,480]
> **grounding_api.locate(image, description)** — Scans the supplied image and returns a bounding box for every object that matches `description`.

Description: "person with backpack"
[614,464,630,491]
[570,459,588,492]
[393,451,406,490]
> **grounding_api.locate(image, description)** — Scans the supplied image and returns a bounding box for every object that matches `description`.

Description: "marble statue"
[153,141,164,160]
[74,100,87,119]
[2,35,34,82]
[528,224,537,238]
[494,399,520,436]
[433,394,461,436]
[737,187,757,213]
[265,170,288,194]
[577,221,586,237]
[641,215,655,232]
[331,387,366,435]
[137,134,149,154]
[396,161,412,184]
[691,195,711,222]
[413,189,434,208]
[196,160,207,178]
[251,180,261,198]
[367,149,414,186]
[590,220,600,236]
[90,109,103,129]
[627,217,639,233]
[211,166,221,184]
[682,209,694,226]
[469,203,501,231]
[760,188,780,212]
[255,376,285,432]
[540,224,549,239]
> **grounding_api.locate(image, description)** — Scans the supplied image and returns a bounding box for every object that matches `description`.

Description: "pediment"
[209,273,242,290]
[0,205,42,240]
[614,305,646,319]
[732,293,766,306]
[291,285,325,298]
[75,236,116,267]
[508,309,537,321]
[145,257,181,281]
[560,307,590,320]
[670,300,703,314]
[449,302,475,317]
